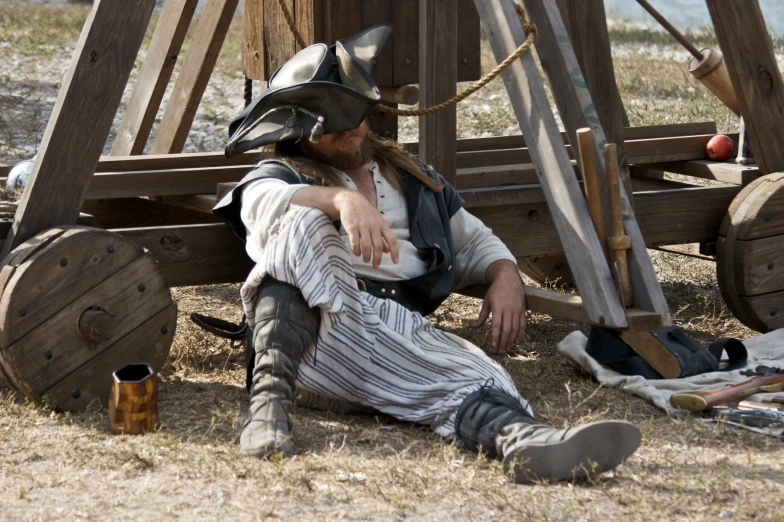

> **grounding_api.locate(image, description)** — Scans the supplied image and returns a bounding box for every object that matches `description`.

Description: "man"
[214,24,640,484]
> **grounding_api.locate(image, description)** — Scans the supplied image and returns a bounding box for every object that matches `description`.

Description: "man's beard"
[303,132,373,171]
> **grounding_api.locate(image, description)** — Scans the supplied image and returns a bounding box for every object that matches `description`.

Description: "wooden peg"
[576,128,608,261]
[379,85,420,106]
[605,143,634,308]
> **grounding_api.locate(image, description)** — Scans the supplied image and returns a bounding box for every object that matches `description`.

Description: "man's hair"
[273,134,445,193]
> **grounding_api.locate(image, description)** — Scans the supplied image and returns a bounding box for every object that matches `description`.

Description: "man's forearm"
[289,186,351,220]
[485,259,522,286]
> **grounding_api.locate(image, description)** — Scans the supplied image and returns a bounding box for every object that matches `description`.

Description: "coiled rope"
[274,0,537,116]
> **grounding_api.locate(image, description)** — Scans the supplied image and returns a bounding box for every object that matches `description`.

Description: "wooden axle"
[379,85,419,106]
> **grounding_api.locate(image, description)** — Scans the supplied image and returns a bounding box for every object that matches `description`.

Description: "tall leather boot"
[241,280,320,458]
[455,388,641,484]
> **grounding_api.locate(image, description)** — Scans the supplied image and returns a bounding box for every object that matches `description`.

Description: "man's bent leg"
[242,279,320,457]
[455,388,641,484]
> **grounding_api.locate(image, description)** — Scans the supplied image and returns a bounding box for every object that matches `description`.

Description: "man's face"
[301,119,372,171]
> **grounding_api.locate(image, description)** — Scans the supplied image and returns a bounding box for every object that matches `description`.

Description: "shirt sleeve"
[240,178,310,263]
[450,208,517,289]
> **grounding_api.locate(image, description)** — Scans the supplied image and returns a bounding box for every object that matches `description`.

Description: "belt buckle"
[357,278,367,292]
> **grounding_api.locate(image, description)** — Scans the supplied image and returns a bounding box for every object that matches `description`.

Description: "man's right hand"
[289,186,399,268]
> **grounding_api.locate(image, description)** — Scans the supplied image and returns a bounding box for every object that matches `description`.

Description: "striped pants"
[240,206,531,437]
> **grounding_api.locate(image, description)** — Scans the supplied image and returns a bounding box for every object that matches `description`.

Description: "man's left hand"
[470,260,527,354]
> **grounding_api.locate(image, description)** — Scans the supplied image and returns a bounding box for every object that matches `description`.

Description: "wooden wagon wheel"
[717,173,784,332]
[0,226,176,411]
[519,255,576,288]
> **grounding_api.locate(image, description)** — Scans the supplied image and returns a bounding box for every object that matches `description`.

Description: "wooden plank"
[467,185,740,258]
[95,150,268,172]
[260,0,296,76]
[736,235,784,295]
[458,284,663,330]
[706,0,784,175]
[392,0,419,86]
[115,224,255,287]
[149,0,241,154]
[86,165,255,199]
[401,122,719,154]
[456,0,481,81]
[154,194,219,214]
[243,0,266,79]
[645,160,760,185]
[111,0,199,156]
[419,0,457,185]
[473,0,627,328]
[82,197,218,229]
[1,0,157,258]
[452,134,720,170]
[325,0,362,42]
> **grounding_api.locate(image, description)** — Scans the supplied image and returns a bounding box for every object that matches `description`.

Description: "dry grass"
[2,4,784,521]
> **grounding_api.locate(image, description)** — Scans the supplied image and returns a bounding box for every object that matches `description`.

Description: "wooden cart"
[1,0,782,411]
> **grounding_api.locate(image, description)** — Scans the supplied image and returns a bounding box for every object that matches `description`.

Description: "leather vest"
[213,159,464,316]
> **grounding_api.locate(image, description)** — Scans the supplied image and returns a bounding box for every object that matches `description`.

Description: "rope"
[244,76,253,108]
[274,0,537,117]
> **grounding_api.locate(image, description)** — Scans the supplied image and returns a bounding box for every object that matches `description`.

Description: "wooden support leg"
[706,0,784,175]
[418,0,457,186]
[519,0,670,321]
[149,0,241,154]
[2,0,157,256]
[473,0,628,328]
[111,0,199,156]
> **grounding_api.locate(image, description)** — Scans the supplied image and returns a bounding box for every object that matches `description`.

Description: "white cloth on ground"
[557,329,784,413]
[240,205,531,437]
[239,160,516,288]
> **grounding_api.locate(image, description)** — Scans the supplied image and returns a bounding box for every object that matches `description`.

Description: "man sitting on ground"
[214,23,641,484]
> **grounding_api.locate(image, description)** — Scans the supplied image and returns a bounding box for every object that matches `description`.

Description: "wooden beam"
[458,284,664,330]
[94,150,268,172]
[111,0,199,156]
[474,0,627,328]
[2,0,157,257]
[83,197,218,229]
[518,0,670,320]
[644,160,760,185]
[149,0,240,154]
[706,0,784,175]
[418,0,457,185]
[115,224,254,287]
[86,165,255,199]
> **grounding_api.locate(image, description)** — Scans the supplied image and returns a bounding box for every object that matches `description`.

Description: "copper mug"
[108,363,160,435]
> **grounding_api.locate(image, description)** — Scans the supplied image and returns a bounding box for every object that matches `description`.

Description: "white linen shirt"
[240,161,517,289]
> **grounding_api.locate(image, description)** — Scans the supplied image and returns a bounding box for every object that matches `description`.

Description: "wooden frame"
[2,0,781,335]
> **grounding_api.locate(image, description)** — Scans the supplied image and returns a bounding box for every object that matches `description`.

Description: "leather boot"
[497,420,641,484]
[455,387,641,484]
[241,280,320,458]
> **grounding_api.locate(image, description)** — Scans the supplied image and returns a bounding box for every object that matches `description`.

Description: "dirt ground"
[1,3,783,521]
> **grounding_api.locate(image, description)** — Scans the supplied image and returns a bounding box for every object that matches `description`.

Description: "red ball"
[706,134,735,161]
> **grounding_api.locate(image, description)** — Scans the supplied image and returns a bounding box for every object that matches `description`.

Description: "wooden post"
[111,0,199,156]
[2,0,157,256]
[706,0,784,175]
[243,0,265,80]
[418,0,457,185]
[473,0,628,328]
[520,0,670,319]
[149,0,240,154]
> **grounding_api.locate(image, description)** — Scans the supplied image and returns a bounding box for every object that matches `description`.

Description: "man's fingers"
[371,230,384,268]
[381,227,399,264]
[498,311,512,353]
[360,225,373,262]
[516,311,527,344]
[471,300,490,328]
[490,311,502,351]
[346,224,361,257]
